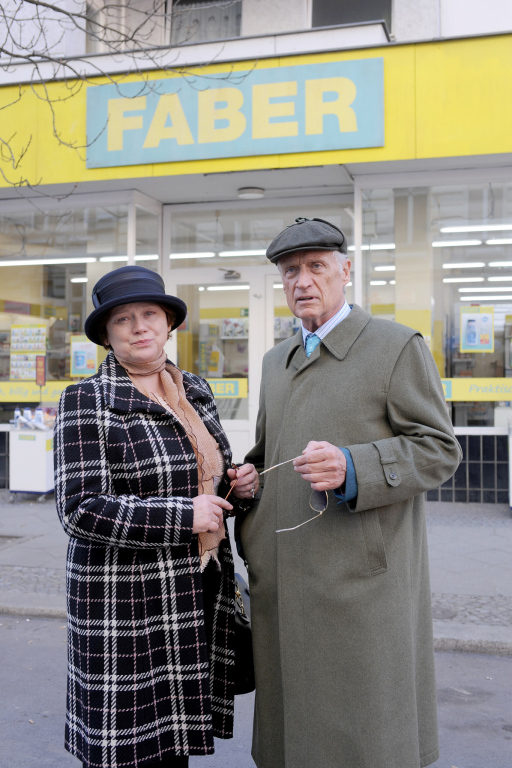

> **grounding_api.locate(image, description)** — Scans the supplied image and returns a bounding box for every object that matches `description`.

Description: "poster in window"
[10,324,46,380]
[460,306,494,353]
[70,335,98,376]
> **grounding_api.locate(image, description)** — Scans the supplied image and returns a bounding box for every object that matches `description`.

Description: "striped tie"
[305,333,321,357]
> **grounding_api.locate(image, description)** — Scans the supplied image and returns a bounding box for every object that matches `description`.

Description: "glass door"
[165,266,275,462]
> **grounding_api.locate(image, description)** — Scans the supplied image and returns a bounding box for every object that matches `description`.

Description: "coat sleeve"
[54,381,195,548]
[346,334,462,513]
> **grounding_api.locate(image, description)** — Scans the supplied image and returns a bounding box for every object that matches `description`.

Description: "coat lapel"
[285,304,372,374]
[98,352,232,464]
[99,351,167,416]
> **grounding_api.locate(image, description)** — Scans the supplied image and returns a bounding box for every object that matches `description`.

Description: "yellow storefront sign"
[206,378,248,398]
[441,378,512,401]
[0,376,509,403]
[3,35,512,186]
[0,381,72,403]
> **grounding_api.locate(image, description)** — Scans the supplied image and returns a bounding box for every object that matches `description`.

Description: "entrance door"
[165,265,278,461]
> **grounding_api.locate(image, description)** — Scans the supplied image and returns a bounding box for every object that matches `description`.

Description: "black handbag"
[234,573,255,695]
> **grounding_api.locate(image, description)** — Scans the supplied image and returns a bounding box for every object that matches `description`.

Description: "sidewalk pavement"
[0,492,511,655]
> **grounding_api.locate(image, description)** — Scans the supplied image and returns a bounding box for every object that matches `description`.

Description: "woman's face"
[105,302,171,364]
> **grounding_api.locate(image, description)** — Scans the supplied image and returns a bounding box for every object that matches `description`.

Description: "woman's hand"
[192,495,233,533]
[227,463,260,499]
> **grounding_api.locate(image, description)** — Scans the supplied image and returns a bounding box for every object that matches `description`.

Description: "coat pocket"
[358,509,388,576]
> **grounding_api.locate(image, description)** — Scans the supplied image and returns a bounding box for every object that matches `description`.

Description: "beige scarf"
[116,350,226,570]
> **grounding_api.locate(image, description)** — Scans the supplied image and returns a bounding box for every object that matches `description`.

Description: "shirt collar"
[301,302,352,346]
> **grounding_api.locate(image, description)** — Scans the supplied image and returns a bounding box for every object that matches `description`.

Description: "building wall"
[441,0,512,38]
[393,0,439,41]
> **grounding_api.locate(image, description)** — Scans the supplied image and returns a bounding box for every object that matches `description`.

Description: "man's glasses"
[259,457,328,532]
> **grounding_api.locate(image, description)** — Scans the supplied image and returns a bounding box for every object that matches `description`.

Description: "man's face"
[279,250,351,332]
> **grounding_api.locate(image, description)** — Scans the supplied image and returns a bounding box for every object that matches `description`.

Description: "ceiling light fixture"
[459,286,512,292]
[488,261,512,267]
[443,277,485,283]
[486,239,512,246]
[442,262,485,269]
[369,243,396,251]
[206,285,250,291]
[374,265,396,272]
[441,224,512,233]
[370,280,387,286]
[237,187,265,199]
[433,240,482,248]
[99,255,158,262]
[461,295,512,301]
[348,243,395,252]
[0,257,97,267]
[70,277,88,283]
[487,275,512,281]
[169,252,215,260]
[219,249,266,257]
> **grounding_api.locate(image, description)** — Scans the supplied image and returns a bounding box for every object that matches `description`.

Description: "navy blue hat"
[266,217,347,263]
[84,266,187,346]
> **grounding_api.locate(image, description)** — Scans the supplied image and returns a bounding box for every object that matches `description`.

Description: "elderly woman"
[54,265,259,768]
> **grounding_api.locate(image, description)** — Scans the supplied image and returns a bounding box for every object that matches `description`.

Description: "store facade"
[1,31,512,498]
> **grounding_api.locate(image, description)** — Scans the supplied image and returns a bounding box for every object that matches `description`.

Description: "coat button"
[389,472,397,480]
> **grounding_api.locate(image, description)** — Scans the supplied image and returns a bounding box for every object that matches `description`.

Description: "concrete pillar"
[394,188,434,350]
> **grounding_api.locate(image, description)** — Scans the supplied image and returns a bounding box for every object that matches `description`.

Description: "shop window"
[312,0,391,31]
[170,0,242,46]
[0,203,129,383]
[169,204,354,423]
[169,204,354,278]
[361,181,512,429]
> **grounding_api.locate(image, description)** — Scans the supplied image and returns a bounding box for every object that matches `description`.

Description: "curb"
[0,591,66,619]
[1,602,511,657]
[433,620,512,657]
[433,637,512,656]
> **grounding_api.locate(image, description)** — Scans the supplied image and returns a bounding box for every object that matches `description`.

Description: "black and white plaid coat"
[54,352,243,768]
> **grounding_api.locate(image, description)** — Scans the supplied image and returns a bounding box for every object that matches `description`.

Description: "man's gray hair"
[333,250,349,269]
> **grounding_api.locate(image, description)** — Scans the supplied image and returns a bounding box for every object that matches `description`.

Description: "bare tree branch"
[0,0,246,190]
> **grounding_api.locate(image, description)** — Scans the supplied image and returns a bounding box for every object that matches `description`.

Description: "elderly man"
[238,218,461,768]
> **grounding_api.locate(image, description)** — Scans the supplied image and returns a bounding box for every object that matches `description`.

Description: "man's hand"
[293,441,347,491]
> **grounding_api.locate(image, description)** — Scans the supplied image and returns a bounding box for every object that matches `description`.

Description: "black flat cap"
[85,266,187,346]
[266,217,347,263]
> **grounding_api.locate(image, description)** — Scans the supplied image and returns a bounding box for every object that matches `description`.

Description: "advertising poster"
[10,324,46,380]
[460,306,494,353]
[220,318,248,338]
[70,335,98,376]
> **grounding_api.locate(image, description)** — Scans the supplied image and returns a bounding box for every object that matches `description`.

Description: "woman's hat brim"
[84,293,187,346]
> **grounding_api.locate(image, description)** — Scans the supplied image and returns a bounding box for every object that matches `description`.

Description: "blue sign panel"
[441,379,452,399]
[86,58,384,168]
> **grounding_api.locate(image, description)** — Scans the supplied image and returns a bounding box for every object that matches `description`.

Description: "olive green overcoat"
[240,305,461,768]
